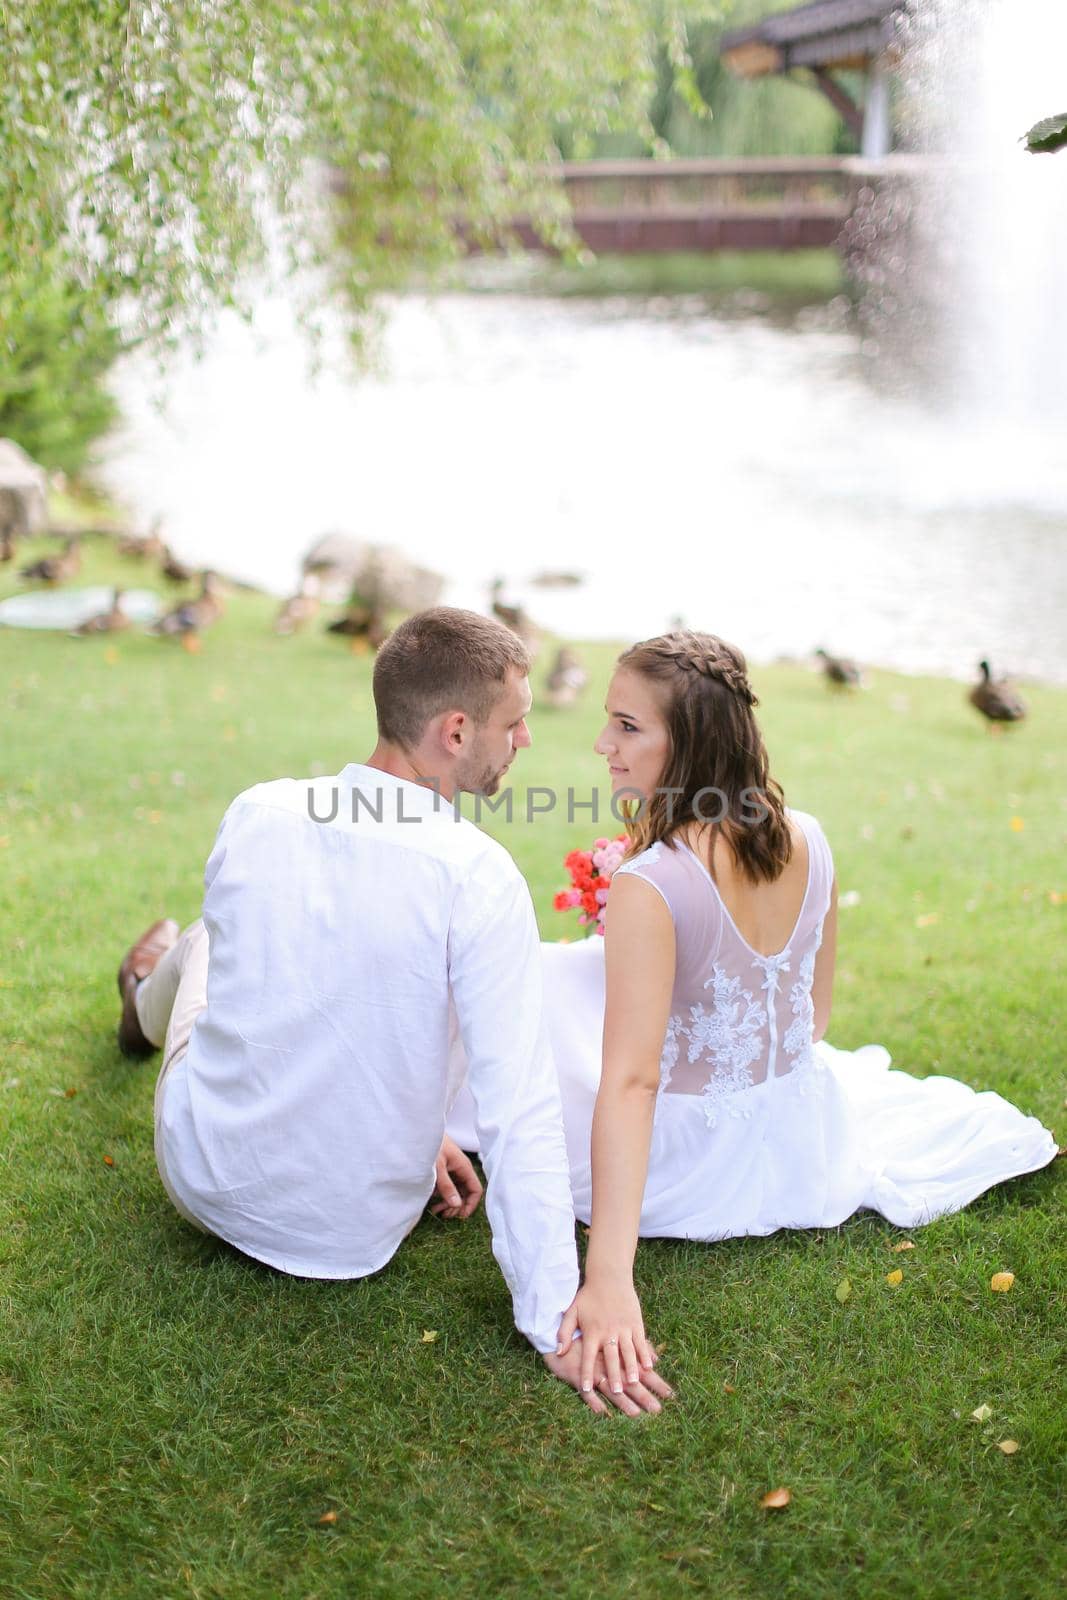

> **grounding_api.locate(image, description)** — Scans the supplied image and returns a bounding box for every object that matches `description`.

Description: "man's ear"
[438,709,467,753]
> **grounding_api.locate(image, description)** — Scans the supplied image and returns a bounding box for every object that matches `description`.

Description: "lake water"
[102,282,1067,684]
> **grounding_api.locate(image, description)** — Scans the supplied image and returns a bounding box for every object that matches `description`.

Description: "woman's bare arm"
[556,872,675,1395]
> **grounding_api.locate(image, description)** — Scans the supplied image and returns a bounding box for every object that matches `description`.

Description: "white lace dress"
[447,811,1057,1238]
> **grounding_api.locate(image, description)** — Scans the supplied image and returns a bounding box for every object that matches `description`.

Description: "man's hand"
[556,1278,658,1395]
[430,1135,483,1219]
[543,1342,673,1418]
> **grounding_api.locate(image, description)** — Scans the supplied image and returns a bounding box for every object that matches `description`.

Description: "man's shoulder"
[455,820,521,881]
[219,773,521,880]
[221,775,307,823]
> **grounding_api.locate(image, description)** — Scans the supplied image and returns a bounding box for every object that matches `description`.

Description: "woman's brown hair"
[616,631,792,884]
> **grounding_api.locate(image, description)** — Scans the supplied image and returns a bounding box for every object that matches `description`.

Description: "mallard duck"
[326,598,389,652]
[815,648,863,688]
[969,660,1027,727]
[544,646,587,709]
[71,588,131,636]
[119,518,165,562]
[151,571,226,647]
[160,545,193,584]
[274,579,321,637]
[489,577,540,656]
[18,534,82,585]
[489,577,527,633]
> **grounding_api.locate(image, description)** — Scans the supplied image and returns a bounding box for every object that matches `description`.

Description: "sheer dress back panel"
[612,811,833,1125]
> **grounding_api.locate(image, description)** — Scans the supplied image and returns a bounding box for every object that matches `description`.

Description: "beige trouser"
[135,918,211,1233]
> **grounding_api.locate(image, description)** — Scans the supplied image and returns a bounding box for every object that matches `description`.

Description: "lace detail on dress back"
[613,813,832,1127]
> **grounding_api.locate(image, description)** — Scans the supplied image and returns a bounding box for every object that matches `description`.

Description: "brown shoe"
[117,918,180,1058]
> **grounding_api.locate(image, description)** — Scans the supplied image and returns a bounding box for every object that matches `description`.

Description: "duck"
[544,646,588,709]
[119,518,166,562]
[71,588,131,636]
[490,577,540,657]
[969,659,1027,727]
[326,596,389,652]
[160,545,193,584]
[150,571,226,650]
[18,534,82,585]
[815,647,863,689]
[489,576,527,633]
[274,578,321,637]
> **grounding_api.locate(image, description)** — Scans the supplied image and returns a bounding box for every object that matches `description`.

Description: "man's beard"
[456,739,508,797]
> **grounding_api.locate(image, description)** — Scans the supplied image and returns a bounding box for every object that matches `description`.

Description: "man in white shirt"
[117,607,669,1416]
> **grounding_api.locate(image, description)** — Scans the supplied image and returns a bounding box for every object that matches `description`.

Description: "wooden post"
[808,67,865,141]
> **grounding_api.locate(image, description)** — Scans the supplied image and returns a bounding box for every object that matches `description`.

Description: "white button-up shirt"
[156,763,580,1353]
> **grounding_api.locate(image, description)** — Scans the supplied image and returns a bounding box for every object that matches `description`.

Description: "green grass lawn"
[1,533,1064,1599]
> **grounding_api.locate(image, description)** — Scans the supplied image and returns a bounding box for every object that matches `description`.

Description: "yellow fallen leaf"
[723,1382,736,1394]
[317,1510,338,1525]
[1010,816,1025,832]
[421,1329,439,1344]
[1048,891,1062,906]
[760,1488,791,1510]
[997,1439,1020,1456]
[835,1277,852,1303]
[104,646,119,665]
[102,1154,115,1168]
[990,1272,1015,1293]
[886,1269,904,1286]
[915,913,940,928]
[892,1241,915,1253]
[971,1403,992,1422]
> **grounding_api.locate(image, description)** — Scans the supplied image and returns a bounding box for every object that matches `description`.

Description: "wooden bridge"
[499,156,892,255]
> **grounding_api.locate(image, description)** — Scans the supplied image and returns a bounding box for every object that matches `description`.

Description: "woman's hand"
[556,1278,660,1397]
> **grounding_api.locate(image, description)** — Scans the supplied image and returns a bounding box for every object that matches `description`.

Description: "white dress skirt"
[447,932,1059,1240]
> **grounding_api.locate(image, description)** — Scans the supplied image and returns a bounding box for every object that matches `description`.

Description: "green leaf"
[1024,113,1067,154]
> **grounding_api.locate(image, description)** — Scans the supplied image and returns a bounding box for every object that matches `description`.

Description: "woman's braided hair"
[651,634,759,706]
[615,631,792,883]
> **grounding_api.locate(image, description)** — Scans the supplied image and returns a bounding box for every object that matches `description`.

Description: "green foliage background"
[590,0,853,158]
[0,246,122,475]
[1,0,690,354]
[1,1,862,473]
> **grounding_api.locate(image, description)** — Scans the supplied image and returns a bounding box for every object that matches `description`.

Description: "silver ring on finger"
[607,1336,618,1345]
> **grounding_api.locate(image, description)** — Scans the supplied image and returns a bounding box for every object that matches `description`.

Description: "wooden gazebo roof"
[721,0,905,79]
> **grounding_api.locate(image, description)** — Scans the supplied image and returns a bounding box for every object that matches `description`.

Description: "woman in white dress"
[543,632,1059,1394]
